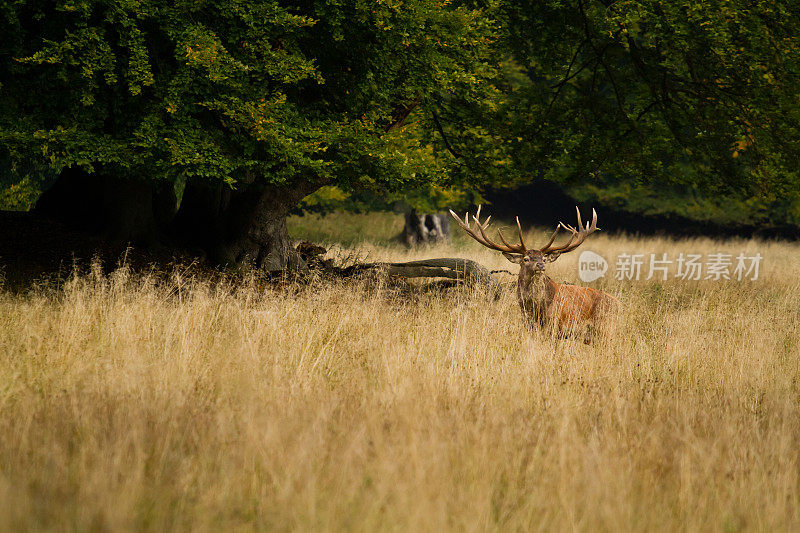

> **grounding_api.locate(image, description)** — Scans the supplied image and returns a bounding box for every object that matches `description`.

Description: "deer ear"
[502,252,524,264]
[545,252,561,262]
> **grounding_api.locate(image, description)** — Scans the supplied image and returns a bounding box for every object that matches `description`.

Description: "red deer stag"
[450,206,619,339]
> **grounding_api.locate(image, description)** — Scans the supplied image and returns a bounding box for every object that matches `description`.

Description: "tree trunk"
[170,179,318,271]
[33,168,320,271]
[401,210,450,246]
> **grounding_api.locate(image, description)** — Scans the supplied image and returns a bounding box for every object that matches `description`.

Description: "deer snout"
[523,256,546,271]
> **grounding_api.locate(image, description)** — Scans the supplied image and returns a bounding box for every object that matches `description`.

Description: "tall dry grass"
[0,213,799,531]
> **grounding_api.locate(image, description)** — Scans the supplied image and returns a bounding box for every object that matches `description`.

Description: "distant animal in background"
[450,206,619,340]
[400,211,450,247]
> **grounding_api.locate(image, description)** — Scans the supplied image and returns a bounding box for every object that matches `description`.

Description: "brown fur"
[511,250,619,340]
[451,206,619,340]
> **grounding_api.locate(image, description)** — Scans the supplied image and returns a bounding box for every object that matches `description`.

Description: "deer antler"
[448,205,527,254]
[539,206,600,255]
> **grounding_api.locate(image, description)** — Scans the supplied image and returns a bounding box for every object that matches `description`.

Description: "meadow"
[0,211,798,531]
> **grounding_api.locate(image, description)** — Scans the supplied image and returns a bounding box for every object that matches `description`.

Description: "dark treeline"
[484,182,800,241]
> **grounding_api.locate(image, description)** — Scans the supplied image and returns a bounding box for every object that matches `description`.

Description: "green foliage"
[0,175,41,211]
[0,157,57,211]
[0,0,499,203]
[484,0,800,199]
[296,183,482,214]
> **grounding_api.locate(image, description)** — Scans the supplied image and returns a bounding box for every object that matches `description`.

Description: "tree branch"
[531,38,592,135]
[549,39,592,89]
[384,96,421,132]
[431,109,463,159]
[579,0,634,129]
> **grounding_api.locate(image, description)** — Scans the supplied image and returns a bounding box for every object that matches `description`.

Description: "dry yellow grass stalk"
[0,217,798,531]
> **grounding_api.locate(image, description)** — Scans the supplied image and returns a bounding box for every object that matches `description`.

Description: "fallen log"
[358,258,501,296]
[381,258,490,281]
[296,243,503,296]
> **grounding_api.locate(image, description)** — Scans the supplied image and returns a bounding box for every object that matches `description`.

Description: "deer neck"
[517,269,557,317]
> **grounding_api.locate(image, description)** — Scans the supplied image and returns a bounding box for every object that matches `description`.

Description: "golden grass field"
[1,211,799,531]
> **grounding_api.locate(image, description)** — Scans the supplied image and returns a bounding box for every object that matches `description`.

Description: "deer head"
[448,205,600,276]
[450,206,616,340]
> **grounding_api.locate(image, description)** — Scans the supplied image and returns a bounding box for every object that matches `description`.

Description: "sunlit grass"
[287,211,404,247]
[0,211,798,530]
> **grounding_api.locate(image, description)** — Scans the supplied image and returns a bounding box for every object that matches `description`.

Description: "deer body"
[451,206,619,340]
[518,269,618,337]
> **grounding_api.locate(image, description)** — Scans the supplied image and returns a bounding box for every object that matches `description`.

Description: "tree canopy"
[1,0,496,199]
[433,0,800,224]
[2,0,800,266]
